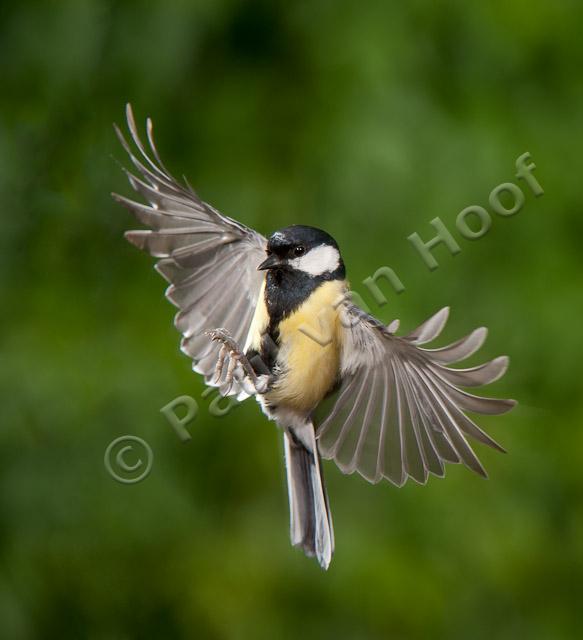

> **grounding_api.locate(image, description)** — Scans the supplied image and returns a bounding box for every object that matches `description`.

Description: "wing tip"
[125,102,136,130]
[124,229,147,249]
[164,283,182,309]
[435,305,450,327]
[408,305,451,344]
[124,229,140,247]
[492,355,510,382]
[478,326,489,340]
[154,259,175,283]
[486,397,517,416]
[111,191,127,206]
[112,121,124,141]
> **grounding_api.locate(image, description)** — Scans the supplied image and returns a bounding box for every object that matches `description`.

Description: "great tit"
[113,105,516,570]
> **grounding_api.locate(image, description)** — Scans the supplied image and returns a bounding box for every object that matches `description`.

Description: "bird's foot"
[205,328,269,395]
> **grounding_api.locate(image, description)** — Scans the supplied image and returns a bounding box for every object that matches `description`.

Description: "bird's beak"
[257,254,283,271]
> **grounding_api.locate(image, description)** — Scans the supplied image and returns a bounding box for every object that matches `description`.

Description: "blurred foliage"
[1,1,582,638]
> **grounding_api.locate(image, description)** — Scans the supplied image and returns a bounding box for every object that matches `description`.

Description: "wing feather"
[429,356,508,387]
[394,358,427,484]
[112,105,267,393]
[405,306,450,345]
[422,327,488,364]
[315,304,515,485]
[399,360,444,478]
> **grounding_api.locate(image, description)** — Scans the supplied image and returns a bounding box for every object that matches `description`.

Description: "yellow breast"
[266,280,346,414]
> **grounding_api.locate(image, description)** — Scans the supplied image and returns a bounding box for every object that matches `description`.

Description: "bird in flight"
[113,105,516,570]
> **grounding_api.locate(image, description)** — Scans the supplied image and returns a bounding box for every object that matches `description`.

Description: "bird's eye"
[294,246,305,257]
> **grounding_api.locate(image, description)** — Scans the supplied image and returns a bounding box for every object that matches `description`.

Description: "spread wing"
[112,104,267,394]
[315,305,516,485]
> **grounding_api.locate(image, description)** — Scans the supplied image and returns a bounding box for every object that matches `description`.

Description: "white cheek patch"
[291,244,340,276]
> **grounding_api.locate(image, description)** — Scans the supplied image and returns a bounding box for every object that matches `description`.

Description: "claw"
[206,327,271,395]
[205,327,232,343]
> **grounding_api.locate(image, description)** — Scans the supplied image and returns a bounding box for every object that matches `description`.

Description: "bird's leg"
[205,328,270,394]
[213,344,229,383]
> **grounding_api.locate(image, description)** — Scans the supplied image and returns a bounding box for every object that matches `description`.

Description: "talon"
[205,327,231,343]
[206,327,269,395]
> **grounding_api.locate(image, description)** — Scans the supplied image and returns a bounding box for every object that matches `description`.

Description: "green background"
[2,1,582,638]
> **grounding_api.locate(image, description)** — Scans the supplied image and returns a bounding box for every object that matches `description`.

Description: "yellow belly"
[266,280,346,413]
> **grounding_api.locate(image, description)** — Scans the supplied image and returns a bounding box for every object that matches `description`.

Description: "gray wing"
[315,305,516,485]
[112,104,267,394]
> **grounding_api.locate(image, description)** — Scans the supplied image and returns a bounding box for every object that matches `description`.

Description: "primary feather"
[315,305,516,486]
[113,104,266,396]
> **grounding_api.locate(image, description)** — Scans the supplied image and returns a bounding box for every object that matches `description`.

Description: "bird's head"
[258,225,345,280]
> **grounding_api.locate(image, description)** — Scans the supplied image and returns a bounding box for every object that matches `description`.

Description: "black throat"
[265,266,344,338]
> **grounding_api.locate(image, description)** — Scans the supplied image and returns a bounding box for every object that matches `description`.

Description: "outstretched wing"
[112,104,267,394]
[315,305,516,485]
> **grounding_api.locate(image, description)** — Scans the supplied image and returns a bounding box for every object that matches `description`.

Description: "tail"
[283,424,334,570]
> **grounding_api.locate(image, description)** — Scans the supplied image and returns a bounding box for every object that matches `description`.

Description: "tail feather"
[284,426,334,570]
